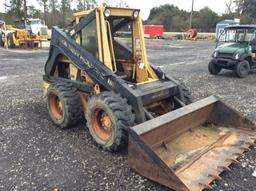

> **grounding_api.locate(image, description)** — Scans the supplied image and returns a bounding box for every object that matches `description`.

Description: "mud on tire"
[47,82,82,129]
[85,92,135,152]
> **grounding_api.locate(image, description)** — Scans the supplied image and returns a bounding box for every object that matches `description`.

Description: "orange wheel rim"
[92,108,113,141]
[49,94,63,120]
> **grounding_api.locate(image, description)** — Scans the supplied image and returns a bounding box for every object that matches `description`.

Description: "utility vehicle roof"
[225,25,256,30]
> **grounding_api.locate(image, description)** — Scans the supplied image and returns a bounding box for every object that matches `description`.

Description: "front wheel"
[85,92,135,152]
[208,60,221,75]
[47,82,82,129]
[235,60,250,78]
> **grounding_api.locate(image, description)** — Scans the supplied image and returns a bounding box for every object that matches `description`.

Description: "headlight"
[104,9,111,18]
[213,51,218,58]
[133,10,139,19]
[234,53,240,60]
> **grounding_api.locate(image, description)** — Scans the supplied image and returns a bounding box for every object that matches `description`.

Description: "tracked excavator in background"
[43,7,256,191]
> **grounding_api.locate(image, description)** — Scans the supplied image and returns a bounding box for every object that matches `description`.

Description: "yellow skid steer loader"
[43,7,256,191]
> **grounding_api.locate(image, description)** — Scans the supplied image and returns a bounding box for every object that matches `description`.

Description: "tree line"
[147,0,256,32]
[0,0,255,32]
[1,0,126,27]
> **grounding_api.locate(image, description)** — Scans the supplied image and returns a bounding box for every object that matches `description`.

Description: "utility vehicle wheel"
[86,92,135,151]
[235,60,250,78]
[47,82,82,129]
[208,60,221,75]
[7,33,15,48]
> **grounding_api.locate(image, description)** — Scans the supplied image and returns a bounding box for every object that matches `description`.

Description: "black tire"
[208,60,221,75]
[47,82,82,129]
[7,33,15,48]
[0,32,4,47]
[179,82,193,105]
[34,43,39,48]
[85,92,135,152]
[235,60,250,78]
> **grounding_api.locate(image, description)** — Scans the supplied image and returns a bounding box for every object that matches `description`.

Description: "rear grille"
[218,53,233,59]
[40,27,48,35]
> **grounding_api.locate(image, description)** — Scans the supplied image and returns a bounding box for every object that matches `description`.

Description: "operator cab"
[14,19,31,31]
[106,15,136,81]
[74,7,158,84]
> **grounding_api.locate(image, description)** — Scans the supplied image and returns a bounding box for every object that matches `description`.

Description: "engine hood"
[216,42,249,54]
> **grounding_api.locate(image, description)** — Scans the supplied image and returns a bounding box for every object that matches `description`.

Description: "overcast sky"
[0,0,227,20]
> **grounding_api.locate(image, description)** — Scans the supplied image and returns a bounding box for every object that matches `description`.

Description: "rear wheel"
[7,33,15,48]
[235,60,250,78]
[208,60,221,75]
[0,32,4,47]
[47,82,82,129]
[85,92,135,151]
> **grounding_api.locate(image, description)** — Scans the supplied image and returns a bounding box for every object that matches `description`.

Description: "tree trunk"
[17,0,23,18]
[24,0,27,20]
[44,1,47,24]
[86,0,90,10]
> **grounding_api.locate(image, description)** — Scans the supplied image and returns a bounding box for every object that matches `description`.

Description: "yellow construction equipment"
[42,6,256,191]
[0,19,41,48]
[28,18,50,41]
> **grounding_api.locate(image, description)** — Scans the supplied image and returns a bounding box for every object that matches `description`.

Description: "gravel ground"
[0,40,255,191]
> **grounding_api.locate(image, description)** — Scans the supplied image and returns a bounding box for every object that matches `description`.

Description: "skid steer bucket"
[128,96,256,191]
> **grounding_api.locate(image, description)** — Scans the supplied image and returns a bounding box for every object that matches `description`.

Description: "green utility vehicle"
[209,25,256,78]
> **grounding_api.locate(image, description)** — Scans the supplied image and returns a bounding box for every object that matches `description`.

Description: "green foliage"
[195,7,219,31]
[76,0,84,11]
[37,0,48,24]
[227,0,256,23]
[0,13,7,21]
[147,1,256,32]
[60,0,71,25]
[5,0,24,23]
[28,6,43,18]
[147,4,190,31]
[48,0,59,13]
[75,0,97,11]
[2,0,256,31]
